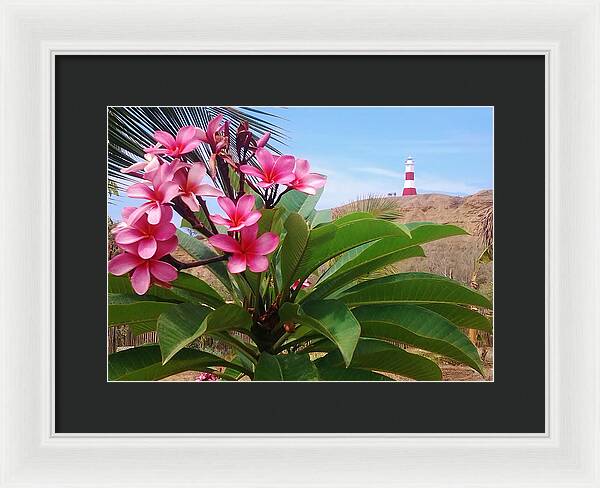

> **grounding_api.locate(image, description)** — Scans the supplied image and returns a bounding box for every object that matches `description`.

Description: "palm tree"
[107,106,286,193]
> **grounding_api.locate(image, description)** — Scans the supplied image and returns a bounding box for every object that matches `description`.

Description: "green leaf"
[308,242,425,300]
[158,303,252,364]
[333,212,374,225]
[309,208,332,228]
[316,221,466,289]
[108,274,181,302]
[109,300,177,335]
[176,230,232,291]
[108,293,165,305]
[353,304,484,375]
[315,338,442,381]
[169,272,225,308]
[279,187,323,219]
[280,213,311,291]
[420,303,492,332]
[221,353,255,380]
[108,345,240,381]
[180,210,226,234]
[339,272,493,309]
[295,217,410,285]
[279,300,360,367]
[254,352,319,381]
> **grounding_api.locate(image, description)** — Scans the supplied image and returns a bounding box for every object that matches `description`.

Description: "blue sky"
[109,106,493,220]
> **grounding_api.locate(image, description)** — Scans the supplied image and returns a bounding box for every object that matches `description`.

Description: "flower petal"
[149,260,178,283]
[154,236,178,259]
[154,222,176,241]
[217,196,237,219]
[131,263,151,295]
[251,232,280,255]
[108,252,143,275]
[291,185,317,195]
[272,155,296,178]
[158,204,173,224]
[293,159,310,179]
[238,165,265,178]
[273,173,296,185]
[255,148,275,173]
[300,174,327,188]
[187,163,207,188]
[210,214,232,227]
[114,228,144,245]
[206,114,223,138]
[235,194,256,219]
[157,181,181,204]
[194,184,224,198]
[121,206,137,221]
[227,253,247,274]
[126,202,153,225]
[246,254,269,273]
[138,236,157,259]
[181,193,200,212]
[153,130,176,148]
[121,161,148,174]
[195,128,208,142]
[239,223,259,244]
[240,210,262,227]
[146,204,162,225]
[179,139,201,154]
[127,183,155,200]
[208,234,241,253]
[176,126,197,145]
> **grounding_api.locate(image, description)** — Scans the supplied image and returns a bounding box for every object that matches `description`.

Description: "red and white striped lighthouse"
[402,156,417,196]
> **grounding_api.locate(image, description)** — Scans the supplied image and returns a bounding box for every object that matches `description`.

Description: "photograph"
[107,106,494,382]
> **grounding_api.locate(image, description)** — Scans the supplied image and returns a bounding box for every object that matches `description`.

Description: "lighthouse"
[402,156,417,196]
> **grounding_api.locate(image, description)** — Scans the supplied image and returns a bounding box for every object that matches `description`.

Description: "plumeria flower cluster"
[108,115,327,295]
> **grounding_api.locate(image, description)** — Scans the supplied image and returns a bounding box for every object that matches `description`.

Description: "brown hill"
[390,190,493,293]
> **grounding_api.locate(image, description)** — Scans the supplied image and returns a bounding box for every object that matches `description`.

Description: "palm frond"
[334,194,403,221]
[476,205,494,260]
[107,106,286,191]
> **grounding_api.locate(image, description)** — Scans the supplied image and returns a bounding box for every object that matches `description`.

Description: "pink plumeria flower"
[289,159,327,195]
[114,206,176,259]
[144,126,201,157]
[120,153,161,175]
[209,223,279,274]
[292,279,311,290]
[210,194,261,231]
[172,163,223,212]
[195,372,219,382]
[111,207,137,235]
[126,178,181,225]
[239,148,296,188]
[196,115,229,153]
[108,236,178,295]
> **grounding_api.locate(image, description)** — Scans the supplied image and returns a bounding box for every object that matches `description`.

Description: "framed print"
[1,1,599,487]
[57,55,541,434]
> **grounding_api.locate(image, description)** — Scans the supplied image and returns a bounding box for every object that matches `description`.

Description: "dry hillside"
[389,190,493,295]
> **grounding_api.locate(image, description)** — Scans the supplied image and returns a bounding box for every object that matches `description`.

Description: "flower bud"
[236,121,252,151]
[283,322,296,333]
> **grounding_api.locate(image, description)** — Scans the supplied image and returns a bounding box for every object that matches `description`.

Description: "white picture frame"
[1,0,598,486]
